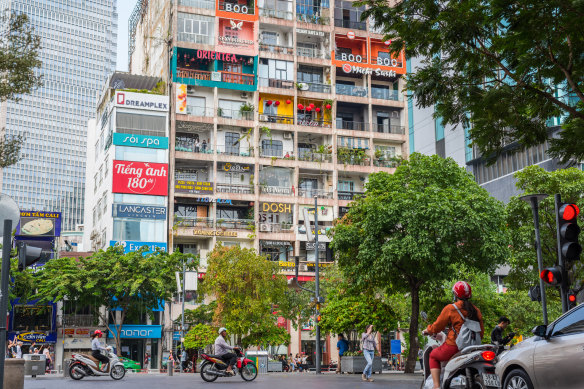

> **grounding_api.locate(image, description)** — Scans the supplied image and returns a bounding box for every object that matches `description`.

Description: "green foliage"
[184,323,216,350]
[242,324,290,349]
[178,301,217,326]
[337,148,368,165]
[505,166,584,294]
[0,134,25,168]
[360,0,584,164]
[331,153,509,372]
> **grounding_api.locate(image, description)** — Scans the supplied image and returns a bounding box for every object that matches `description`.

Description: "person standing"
[491,316,514,351]
[336,334,349,374]
[361,325,378,382]
[181,348,189,372]
[194,139,200,153]
[15,341,23,358]
[43,346,52,372]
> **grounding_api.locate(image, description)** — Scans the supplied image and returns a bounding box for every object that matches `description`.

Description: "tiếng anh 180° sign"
[112,160,168,196]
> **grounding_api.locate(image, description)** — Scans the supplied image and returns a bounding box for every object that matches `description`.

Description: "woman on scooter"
[422,281,484,389]
[90,330,110,372]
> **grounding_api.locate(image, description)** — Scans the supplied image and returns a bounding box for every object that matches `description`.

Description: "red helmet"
[452,281,472,299]
[93,330,103,338]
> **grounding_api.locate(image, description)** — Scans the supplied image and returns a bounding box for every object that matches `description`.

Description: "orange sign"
[76,329,90,335]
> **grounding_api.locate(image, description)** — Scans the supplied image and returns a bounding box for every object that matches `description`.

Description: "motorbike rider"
[214,327,237,375]
[491,316,515,351]
[422,281,484,389]
[90,330,110,372]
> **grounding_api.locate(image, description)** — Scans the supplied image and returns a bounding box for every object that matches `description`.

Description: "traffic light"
[528,285,541,302]
[17,242,49,271]
[316,315,322,322]
[557,203,582,263]
[568,290,578,310]
[540,267,562,286]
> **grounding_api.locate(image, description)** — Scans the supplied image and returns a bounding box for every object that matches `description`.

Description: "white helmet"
[218,327,227,335]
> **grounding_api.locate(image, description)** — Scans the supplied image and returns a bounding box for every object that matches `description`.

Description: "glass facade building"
[0,0,117,230]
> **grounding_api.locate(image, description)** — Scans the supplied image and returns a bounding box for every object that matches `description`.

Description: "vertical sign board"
[112,160,169,196]
[390,339,402,354]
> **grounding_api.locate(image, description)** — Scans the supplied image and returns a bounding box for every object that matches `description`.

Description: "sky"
[117,0,139,71]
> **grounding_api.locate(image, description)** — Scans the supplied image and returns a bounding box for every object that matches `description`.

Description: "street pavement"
[24,372,423,389]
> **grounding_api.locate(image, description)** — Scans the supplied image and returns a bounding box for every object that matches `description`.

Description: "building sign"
[174,180,214,195]
[261,240,291,247]
[176,83,187,114]
[261,186,292,195]
[219,35,254,46]
[16,211,62,237]
[192,230,238,237]
[261,202,292,213]
[347,31,355,39]
[112,161,168,196]
[76,329,90,335]
[223,3,249,14]
[113,204,167,219]
[306,242,326,250]
[220,162,251,173]
[115,91,169,112]
[196,50,238,63]
[113,133,168,149]
[211,71,222,81]
[8,331,58,344]
[342,63,397,77]
[110,240,167,254]
[297,28,325,37]
[107,325,162,339]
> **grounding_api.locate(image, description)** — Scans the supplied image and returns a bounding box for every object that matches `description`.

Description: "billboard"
[112,160,168,196]
[17,211,62,237]
[113,204,167,220]
[115,91,169,112]
[174,180,214,195]
[110,240,167,254]
[113,133,168,149]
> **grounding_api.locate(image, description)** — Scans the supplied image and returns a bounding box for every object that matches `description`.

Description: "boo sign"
[112,160,168,196]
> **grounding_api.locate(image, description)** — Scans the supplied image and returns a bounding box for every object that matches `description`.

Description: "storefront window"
[13,305,53,331]
[112,219,165,242]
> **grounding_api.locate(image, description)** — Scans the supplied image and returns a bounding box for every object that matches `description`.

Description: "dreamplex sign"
[115,91,169,112]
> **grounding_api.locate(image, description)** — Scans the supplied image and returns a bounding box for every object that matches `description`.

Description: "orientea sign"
[112,160,169,196]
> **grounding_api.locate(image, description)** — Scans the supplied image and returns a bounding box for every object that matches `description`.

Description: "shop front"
[108,325,162,370]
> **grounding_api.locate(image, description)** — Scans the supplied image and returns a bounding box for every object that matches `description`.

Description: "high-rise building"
[0,0,118,230]
[128,0,409,362]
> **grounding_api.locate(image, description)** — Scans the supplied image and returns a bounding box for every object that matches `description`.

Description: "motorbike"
[69,346,126,380]
[420,332,500,389]
[200,347,258,382]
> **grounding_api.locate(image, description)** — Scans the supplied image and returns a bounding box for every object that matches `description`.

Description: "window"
[112,219,165,242]
[218,99,245,118]
[224,63,242,73]
[338,136,369,149]
[178,13,214,44]
[297,65,323,83]
[225,132,240,155]
[264,100,277,115]
[262,140,283,156]
[552,307,584,337]
[377,51,390,60]
[338,180,354,192]
[375,145,397,158]
[113,194,167,206]
[116,113,166,137]
[261,31,278,45]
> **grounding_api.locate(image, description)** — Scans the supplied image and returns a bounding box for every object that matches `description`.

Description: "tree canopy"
[361,0,584,164]
[184,323,216,351]
[331,153,509,372]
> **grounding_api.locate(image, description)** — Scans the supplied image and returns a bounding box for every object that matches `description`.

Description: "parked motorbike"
[200,347,258,382]
[69,346,126,380]
[420,332,500,389]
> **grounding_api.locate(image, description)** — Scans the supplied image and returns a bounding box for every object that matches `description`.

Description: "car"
[495,304,584,389]
[119,357,141,371]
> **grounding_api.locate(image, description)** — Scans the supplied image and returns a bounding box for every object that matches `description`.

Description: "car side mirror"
[532,325,548,338]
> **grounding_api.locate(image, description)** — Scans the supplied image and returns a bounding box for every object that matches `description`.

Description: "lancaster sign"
[115,91,169,112]
[113,204,167,219]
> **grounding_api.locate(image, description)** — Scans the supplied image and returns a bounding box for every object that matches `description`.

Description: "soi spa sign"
[112,160,169,196]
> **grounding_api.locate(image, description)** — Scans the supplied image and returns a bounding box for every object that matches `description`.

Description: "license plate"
[482,373,501,387]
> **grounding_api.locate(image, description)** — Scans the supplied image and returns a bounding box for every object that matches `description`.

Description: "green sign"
[113,133,168,149]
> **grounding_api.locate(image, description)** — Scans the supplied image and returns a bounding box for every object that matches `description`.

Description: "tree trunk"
[404,285,420,374]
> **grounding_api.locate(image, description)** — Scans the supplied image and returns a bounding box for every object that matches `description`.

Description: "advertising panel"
[16,211,62,237]
[110,240,167,254]
[112,160,168,196]
[113,204,167,220]
[219,162,252,172]
[8,331,58,344]
[176,84,187,114]
[113,133,169,149]
[115,91,169,112]
[174,180,214,195]
[107,325,162,339]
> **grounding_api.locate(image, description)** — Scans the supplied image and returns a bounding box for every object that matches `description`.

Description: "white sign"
[219,36,254,45]
[342,64,397,78]
[224,3,249,14]
[115,91,169,112]
[297,28,325,37]
[211,72,221,82]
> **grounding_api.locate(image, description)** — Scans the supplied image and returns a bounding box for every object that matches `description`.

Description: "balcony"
[259,7,293,20]
[374,159,398,168]
[179,0,215,8]
[297,81,331,93]
[260,149,295,159]
[298,151,333,163]
[258,77,295,89]
[222,71,255,85]
[336,120,369,132]
[338,191,364,200]
[298,188,333,199]
[259,43,294,55]
[296,13,329,25]
[216,218,255,230]
[185,105,214,117]
[216,144,254,157]
[177,68,255,86]
[218,107,254,120]
[260,186,293,195]
[175,217,214,228]
[297,47,329,60]
[259,113,294,124]
[336,84,368,97]
[372,123,405,135]
[62,314,97,327]
[218,0,255,14]
[176,136,213,154]
[297,118,332,128]
[216,183,254,194]
[371,88,400,101]
[337,148,371,166]
[334,19,366,30]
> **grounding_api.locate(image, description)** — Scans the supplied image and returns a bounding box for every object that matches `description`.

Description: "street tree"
[35,246,196,354]
[0,12,42,167]
[178,301,217,326]
[506,166,584,296]
[360,0,584,164]
[184,323,216,351]
[331,153,509,372]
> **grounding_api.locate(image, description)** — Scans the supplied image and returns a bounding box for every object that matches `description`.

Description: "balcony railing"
[179,0,215,8]
[338,191,365,200]
[216,144,254,157]
[260,149,295,159]
[296,47,328,59]
[258,77,295,89]
[371,88,400,101]
[177,32,212,44]
[297,118,332,127]
[336,84,368,97]
[259,7,293,20]
[175,137,213,153]
[175,217,214,228]
[222,71,255,85]
[374,159,398,168]
[334,19,366,30]
[62,314,97,327]
[216,218,255,229]
[259,114,294,124]
[259,222,294,232]
[297,81,331,93]
[185,105,214,117]
[260,186,293,195]
[259,43,294,55]
[218,0,255,14]
[372,123,405,135]
[298,152,333,163]
[218,107,254,120]
[296,13,329,25]
[177,68,211,80]
[298,188,333,199]
[336,120,369,131]
[216,183,254,194]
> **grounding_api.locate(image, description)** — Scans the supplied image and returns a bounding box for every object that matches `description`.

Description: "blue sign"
[107,325,162,339]
[390,339,402,354]
[110,240,167,254]
[8,331,58,344]
[173,331,181,341]
[113,204,167,219]
[113,133,169,149]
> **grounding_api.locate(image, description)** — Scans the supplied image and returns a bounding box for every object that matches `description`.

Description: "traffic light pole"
[0,219,13,389]
[314,196,321,375]
[529,197,549,325]
[554,194,569,313]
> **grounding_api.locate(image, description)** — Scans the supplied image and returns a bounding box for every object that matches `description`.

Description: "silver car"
[495,304,584,389]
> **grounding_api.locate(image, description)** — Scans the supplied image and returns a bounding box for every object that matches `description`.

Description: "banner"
[113,133,168,149]
[112,160,168,196]
[113,204,167,220]
[176,84,187,114]
[174,180,214,195]
[110,240,167,254]
[17,211,62,237]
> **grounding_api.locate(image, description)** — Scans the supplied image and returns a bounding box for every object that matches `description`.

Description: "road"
[25,372,423,389]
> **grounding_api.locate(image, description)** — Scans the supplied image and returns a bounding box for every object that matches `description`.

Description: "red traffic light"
[316,315,322,322]
[560,204,580,221]
[569,294,577,303]
[540,268,562,286]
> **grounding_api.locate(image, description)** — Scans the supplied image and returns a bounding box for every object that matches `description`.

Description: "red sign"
[347,31,355,39]
[75,329,90,335]
[196,50,237,63]
[63,329,74,335]
[112,160,168,196]
[342,63,352,73]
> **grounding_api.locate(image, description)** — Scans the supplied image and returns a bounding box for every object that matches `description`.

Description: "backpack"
[451,304,482,350]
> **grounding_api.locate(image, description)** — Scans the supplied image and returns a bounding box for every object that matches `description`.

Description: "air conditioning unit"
[240,92,249,98]
[283,132,292,139]
[187,85,196,94]
[259,114,268,121]
[260,223,270,232]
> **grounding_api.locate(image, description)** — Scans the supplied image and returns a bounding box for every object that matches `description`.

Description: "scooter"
[199,347,258,382]
[69,346,126,380]
[420,332,500,389]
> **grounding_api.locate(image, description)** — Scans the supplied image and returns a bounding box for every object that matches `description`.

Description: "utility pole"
[314,196,321,375]
[180,259,186,373]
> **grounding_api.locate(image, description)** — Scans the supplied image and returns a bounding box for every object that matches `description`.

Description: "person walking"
[361,325,378,382]
[288,353,296,372]
[336,334,349,374]
[15,341,23,358]
[43,346,52,372]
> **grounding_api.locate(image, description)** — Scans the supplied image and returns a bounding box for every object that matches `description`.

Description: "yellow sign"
[193,230,238,237]
[262,202,292,213]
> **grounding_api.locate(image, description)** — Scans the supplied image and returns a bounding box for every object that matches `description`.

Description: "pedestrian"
[181,348,189,372]
[361,325,378,382]
[144,352,150,371]
[289,353,296,372]
[194,139,200,153]
[7,338,15,358]
[294,353,301,372]
[15,341,23,358]
[491,316,515,352]
[43,346,52,372]
[336,333,349,374]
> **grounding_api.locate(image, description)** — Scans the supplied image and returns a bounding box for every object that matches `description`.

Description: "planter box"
[268,361,283,372]
[341,356,382,374]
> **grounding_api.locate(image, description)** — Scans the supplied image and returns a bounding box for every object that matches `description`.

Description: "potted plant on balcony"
[239,102,254,120]
[217,107,224,117]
